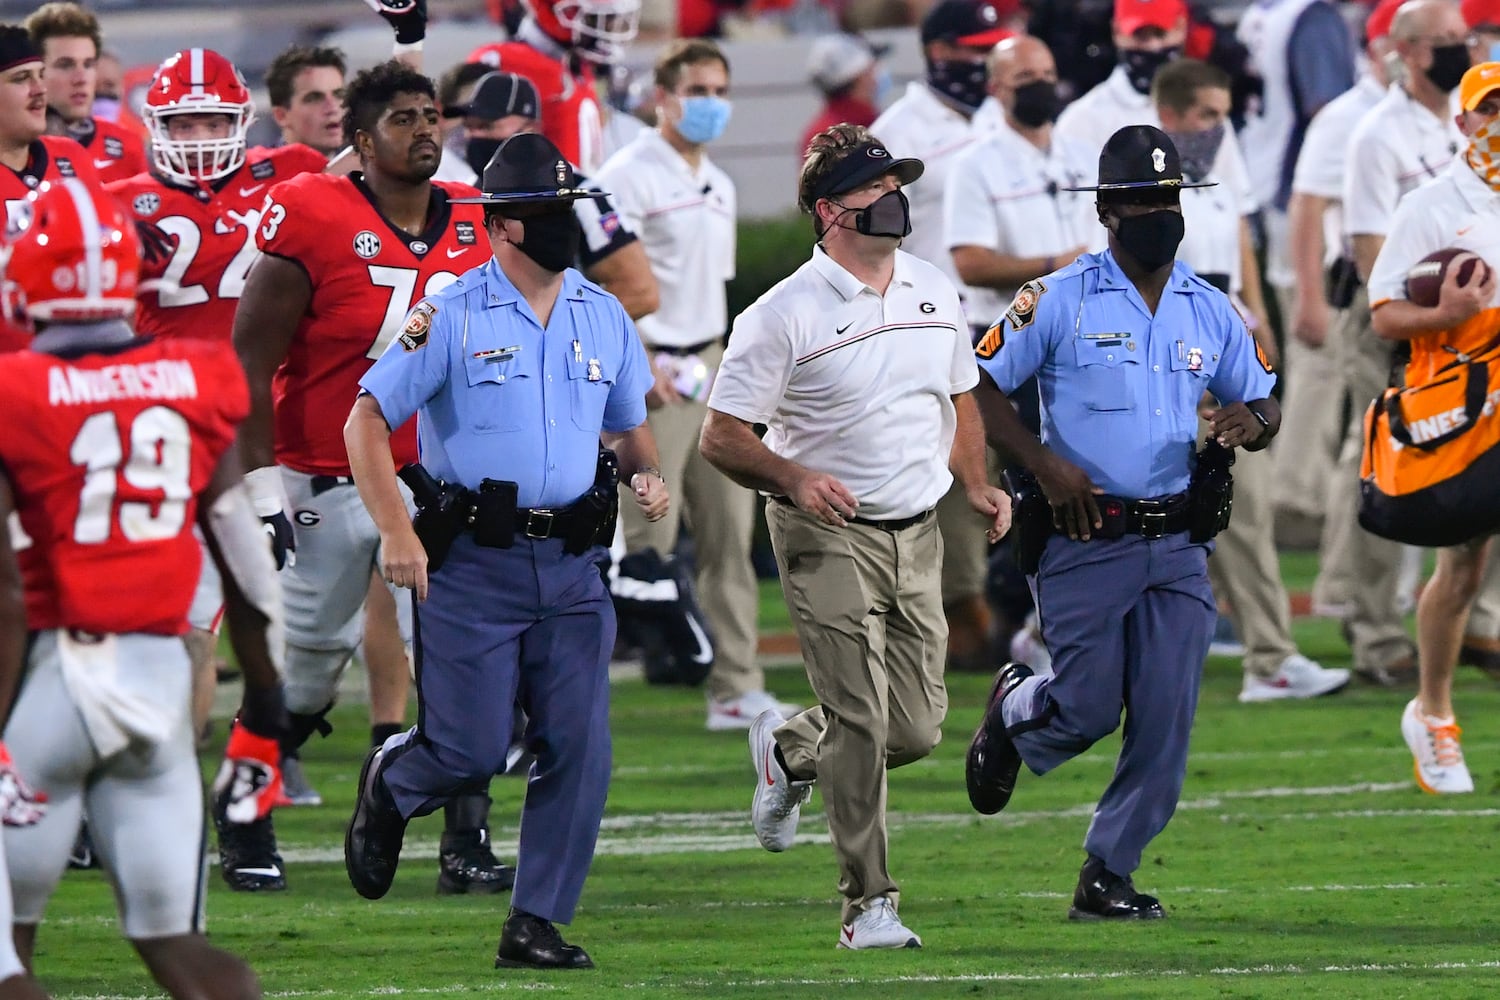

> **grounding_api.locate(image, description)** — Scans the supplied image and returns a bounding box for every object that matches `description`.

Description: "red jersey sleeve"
[257,172,328,282]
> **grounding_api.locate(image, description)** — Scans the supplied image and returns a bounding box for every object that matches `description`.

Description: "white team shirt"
[1179,162,1257,294]
[1054,63,1255,206]
[1342,83,1462,239]
[709,246,978,519]
[1291,73,1386,265]
[943,125,1100,325]
[1367,155,1500,309]
[594,128,736,348]
[871,82,979,284]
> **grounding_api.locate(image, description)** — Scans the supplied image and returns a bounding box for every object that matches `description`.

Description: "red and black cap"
[809,140,924,200]
[920,1,1018,48]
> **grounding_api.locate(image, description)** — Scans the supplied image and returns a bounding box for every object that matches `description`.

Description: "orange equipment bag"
[1358,311,1500,547]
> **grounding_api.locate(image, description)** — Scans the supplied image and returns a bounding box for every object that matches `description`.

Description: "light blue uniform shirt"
[976,250,1277,499]
[360,258,651,507]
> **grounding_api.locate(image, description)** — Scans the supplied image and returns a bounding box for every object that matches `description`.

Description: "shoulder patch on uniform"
[1253,333,1274,374]
[398,303,436,352]
[975,322,1004,360]
[1004,279,1046,332]
[455,221,476,245]
[251,159,276,180]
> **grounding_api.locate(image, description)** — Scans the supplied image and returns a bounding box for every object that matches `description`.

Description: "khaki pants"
[1203,422,1296,678]
[618,342,760,702]
[1316,292,1414,669]
[1270,285,1345,519]
[765,500,948,922]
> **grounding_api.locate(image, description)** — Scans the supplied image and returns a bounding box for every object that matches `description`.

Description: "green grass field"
[28,571,1500,999]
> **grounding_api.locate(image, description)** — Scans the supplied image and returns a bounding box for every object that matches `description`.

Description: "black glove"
[134,219,177,270]
[364,0,427,44]
[261,510,297,570]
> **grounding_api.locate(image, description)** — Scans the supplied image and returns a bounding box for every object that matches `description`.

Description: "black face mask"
[1121,47,1179,95]
[1112,208,1184,272]
[504,210,581,272]
[1426,43,1471,93]
[1010,80,1062,128]
[1166,122,1225,183]
[927,58,988,112]
[833,189,912,239]
[465,137,504,180]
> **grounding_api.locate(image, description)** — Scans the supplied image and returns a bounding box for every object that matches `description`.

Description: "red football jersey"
[2,136,100,234]
[257,173,491,475]
[0,337,247,635]
[74,117,149,185]
[106,144,327,344]
[468,41,604,173]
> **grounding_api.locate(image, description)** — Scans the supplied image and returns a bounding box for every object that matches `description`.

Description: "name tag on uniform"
[1081,331,1128,343]
[473,345,521,363]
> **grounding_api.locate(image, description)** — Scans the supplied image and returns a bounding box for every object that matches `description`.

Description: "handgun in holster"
[397,463,472,573]
[1187,439,1235,543]
[1002,466,1053,576]
[562,447,621,556]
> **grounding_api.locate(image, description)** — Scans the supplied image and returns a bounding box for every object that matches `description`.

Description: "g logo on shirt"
[919,302,936,314]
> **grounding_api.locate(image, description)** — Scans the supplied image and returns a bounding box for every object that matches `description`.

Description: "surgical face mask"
[1121,46,1179,95]
[1010,80,1063,128]
[92,96,121,122]
[506,210,581,273]
[1165,122,1225,182]
[927,58,988,112]
[674,95,732,144]
[831,188,911,239]
[1426,43,1471,93]
[1112,208,1184,272]
[465,136,503,180]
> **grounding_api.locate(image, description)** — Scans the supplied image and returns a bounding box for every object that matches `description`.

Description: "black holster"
[1325,256,1361,310]
[1187,439,1235,543]
[1002,467,1052,575]
[472,479,518,549]
[398,463,471,573]
[563,447,620,555]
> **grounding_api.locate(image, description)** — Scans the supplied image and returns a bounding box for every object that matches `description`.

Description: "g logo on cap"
[869,147,890,159]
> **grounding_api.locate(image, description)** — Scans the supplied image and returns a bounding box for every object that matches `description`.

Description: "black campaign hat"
[449,132,607,207]
[809,139,924,200]
[1064,124,1216,194]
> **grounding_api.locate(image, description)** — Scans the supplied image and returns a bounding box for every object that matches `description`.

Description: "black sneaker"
[214,810,286,892]
[1067,856,1165,921]
[965,662,1033,815]
[68,822,98,870]
[345,744,408,900]
[437,829,516,895]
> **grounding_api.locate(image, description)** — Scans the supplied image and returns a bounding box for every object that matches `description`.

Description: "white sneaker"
[837,896,922,950]
[1238,654,1351,703]
[709,689,802,732]
[1401,699,1474,794]
[1008,611,1052,672]
[748,709,812,852]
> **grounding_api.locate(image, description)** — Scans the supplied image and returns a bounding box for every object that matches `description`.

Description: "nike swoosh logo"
[93,158,113,169]
[836,323,854,335]
[764,745,777,787]
[445,247,466,259]
[233,867,283,878]
[685,613,713,665]
[841,925,855,943]
[239,184,265,197]
[1458,225,1475,235]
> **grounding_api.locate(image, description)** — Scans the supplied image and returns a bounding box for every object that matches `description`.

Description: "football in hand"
[1404,247,1493,308]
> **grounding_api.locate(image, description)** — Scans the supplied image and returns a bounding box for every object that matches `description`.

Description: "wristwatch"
[1250,408,1271,440]
[632,466,664,485]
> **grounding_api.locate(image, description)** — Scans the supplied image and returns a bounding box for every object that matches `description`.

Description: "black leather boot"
[437,792,516,895]
[495,909,593,969]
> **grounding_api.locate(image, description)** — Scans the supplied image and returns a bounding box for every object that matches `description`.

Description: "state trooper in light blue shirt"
[342,134,668,971]
[964,126,1280,922]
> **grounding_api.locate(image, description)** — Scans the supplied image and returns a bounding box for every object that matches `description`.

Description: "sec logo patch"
[132,192,160,217]
[353,230,382,259]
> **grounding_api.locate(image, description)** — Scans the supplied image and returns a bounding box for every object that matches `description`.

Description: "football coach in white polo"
[699,122,1010,950]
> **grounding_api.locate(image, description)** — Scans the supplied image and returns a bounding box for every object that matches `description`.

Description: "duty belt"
[1093,493,1192,540]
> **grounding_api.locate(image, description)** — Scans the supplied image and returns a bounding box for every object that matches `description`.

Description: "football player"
[468,0,642,173]
[105,48,324,783]
[24,3,146,184]
[0,175,285,1000]
[230,60,515,896]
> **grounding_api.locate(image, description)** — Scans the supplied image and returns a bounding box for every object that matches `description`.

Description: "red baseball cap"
[1368,0,1405,40]
[1115,0,1188,35]
[920,1,1022,49]
[1463,0,1500,29]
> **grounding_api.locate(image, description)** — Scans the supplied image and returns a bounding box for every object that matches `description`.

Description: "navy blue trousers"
[381,533,614,925]
[999,531,1215,877]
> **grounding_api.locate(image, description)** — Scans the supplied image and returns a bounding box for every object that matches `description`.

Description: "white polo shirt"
[1178,163,1257,294]
[1055,64,1255,209]
[1342,83,1462,239]
[594,128,736,348]
[709,245,978,520]
[871,82,979,284]
[943,125,1101,326]
[1291,73,1385,265]
[1367,155,1500,310]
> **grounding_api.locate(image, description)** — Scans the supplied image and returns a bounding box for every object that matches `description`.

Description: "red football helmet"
[143,48,254,184]
[526,0,640,63]
[0,178,141,327]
